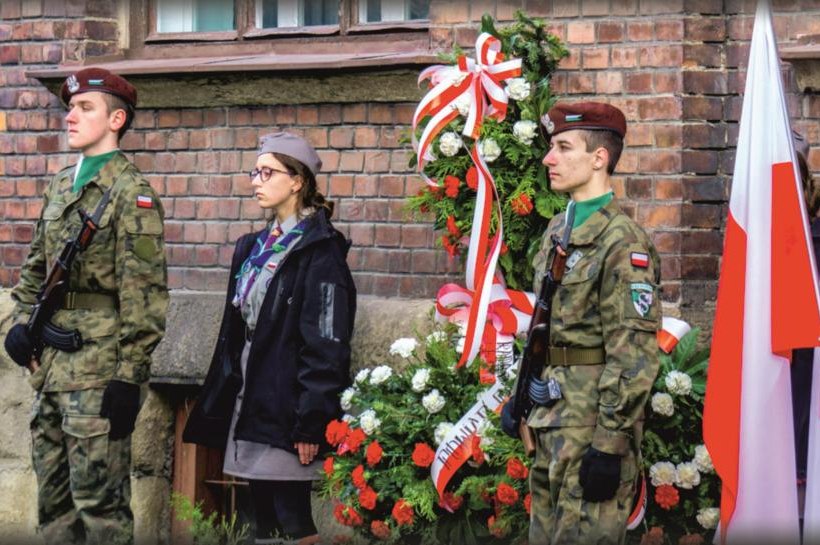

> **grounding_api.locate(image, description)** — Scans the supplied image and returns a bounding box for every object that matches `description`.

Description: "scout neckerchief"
[232,217,309,308]
[72,150,118,193]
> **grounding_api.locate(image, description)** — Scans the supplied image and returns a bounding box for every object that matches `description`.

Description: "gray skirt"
[223,340,323,481]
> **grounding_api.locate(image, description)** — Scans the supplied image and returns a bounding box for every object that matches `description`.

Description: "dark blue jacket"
[183,208,355,452]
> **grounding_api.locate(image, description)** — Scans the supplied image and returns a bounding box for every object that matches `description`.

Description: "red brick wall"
[1,0,819,325]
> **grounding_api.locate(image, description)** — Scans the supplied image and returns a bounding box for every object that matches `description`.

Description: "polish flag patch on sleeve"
[136,195,153,209]
[630,252,649,268]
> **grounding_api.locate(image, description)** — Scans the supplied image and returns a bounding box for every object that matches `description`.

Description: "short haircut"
[577,129,624,175]
[100,93,134,140]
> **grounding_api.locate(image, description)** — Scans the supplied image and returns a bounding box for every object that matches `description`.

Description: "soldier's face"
[543,131,597,196]
[251,153,303,218]
[65,92,120,153]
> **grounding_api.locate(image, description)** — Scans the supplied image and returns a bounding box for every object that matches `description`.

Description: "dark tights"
[249,479,317,541]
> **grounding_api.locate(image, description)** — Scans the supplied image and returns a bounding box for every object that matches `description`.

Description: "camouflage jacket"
[527,199,661,456]
[11,152,169,391]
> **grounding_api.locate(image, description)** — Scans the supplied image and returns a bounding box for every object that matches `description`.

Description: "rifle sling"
[547,346,605,366]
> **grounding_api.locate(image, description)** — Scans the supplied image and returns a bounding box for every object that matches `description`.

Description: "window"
[156,0,235,32]
[256,0,338,28]
[359,0,428,24]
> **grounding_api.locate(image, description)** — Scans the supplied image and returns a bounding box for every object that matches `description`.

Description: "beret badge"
[540,113,555,134]
[66,75,79,94]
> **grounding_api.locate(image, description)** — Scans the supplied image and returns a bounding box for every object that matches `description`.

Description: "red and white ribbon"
[657,316,692,354]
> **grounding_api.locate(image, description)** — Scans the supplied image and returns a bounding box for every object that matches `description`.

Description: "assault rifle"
[508,202,575,455]
[25,189,112,368]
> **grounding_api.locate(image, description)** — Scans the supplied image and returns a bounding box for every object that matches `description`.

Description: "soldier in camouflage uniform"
[527,102,661,544]
[3,68,168,544]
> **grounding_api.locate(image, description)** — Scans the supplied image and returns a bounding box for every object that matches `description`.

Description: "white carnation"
[480,138,501,163]
[693,444,714,473]
[439,132,463,157]
[675,461,701,489]
[513,120,538,145]
[389,337,418,358]
[649,461,677,487]
[665,370,693,396]
[453,95,471,116]
[341,413,355,423]
[422,389,446,414]
[359,409,382,435]
[651,392,675,416]
[697,507,720,530]
[354,368,370,384]
[506,77,530,101]
[434,422,453,445]
[425,331,448,344]
[340,387,357,411]
[411,368,431,393]
[369,365,393,385]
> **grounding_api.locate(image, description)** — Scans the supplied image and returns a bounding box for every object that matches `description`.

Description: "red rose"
[438,491,464,513]
[506,458,529,480]
[446,215,460,237]
[351,464,367,490]
[412,442,436,468]
[466,166,478,190]
[333,503,363,527]
[524,493,532,515]
[325,420,350,446]
[655,484,680,510]
[444,175,460,198]
[323,456,334,477]
[495,482,519,506]
[359,486,378,510]
[510,193,534,216]
[370,520,391,540]
[488,515,507,538]
[470,435,485,465]
[391,499,414,526]
[365,441,383,467]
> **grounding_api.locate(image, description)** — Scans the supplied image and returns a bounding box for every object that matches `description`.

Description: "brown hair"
[577,129,624,175]
[101,93,134,140]
[273,152,335,217]
[799,155,820,218]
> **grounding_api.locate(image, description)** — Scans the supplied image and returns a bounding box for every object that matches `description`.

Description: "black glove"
[500,397,520,438]
[4,324,34,367]
[100,380,141,440]
[579,447,621,502]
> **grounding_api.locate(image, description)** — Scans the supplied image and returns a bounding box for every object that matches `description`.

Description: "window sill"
[242,25,340,39]
[145,30,239,43]
[781,35,820,92]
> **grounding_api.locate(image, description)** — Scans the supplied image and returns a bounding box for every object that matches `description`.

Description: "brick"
[455,26,479,48]
[655,20,684,41]
[582,47,609,69]
[638,203,681,228]
[329,127,354,148]
[354,174,378,197]
[0,45,20,65]
[626,177,652,199]
[684,0,724,14]
[566,73,594,94]
[339,151,364,171]
[401,224,430,248]
[626,72,653,94]
[638,96,681,120]
[681,230,723,253]
[684,44,722,68]
[379,127,402,148]
[364,151,390,173]
[627,21,653,42]
[389,150,411,173]
[611,0,638,14]
[681,256,719,279]
[654,72,681,93]
[597,22,624,43]
[15,178,37,197]
[567,21,595,44]
[655,125,683,148]
[429,0,469,24]
[638,150,680,173]
[683,123,727,148]
[368,104,393,124]
[362,247,388,272]
[14,224,34,243]
[250,107,275,126]
[374,224,401,246]
[581,0,609,15]
[342,104,367,123]
[655,178,683,200]
[682,177,726,201]
[203,109,226,126]
[354,127,379,148]
[318,104,342,125]
[379,175,405,197]
[686,17,727,41]
[560,48,580,70]
[682,96,723,120]
[626,123,653,146]
[296,105,319,125]
[329,175,354,197]
[338,199,363,221]
[611,47,638,68]
[349,223,374,245]
[364,200,389,221]
[158,111,181,129]
[553,0,580,17]
[639,45,683,67]
[682,150,719,174]
[217,198,240,219]
[429,26,454,50]
[302,127,327,149]
[371,274,399,297]
[683,71,727,94]
[595,72,623,94]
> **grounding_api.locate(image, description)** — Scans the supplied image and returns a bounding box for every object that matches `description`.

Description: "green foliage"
[406,10,569,290]
[171,492,250,545]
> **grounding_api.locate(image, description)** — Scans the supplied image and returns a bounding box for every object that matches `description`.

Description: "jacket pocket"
[319,282,351,343]
[200,344,242,418]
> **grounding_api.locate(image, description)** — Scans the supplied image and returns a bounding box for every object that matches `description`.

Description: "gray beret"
[258,132,322,175]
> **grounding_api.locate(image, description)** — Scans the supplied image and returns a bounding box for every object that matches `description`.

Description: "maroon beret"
[541,101,626,138]
[60,67,137,109]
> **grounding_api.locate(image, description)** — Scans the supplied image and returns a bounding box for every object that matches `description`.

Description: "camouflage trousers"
[529,427,638,545]
[30,388,133,545]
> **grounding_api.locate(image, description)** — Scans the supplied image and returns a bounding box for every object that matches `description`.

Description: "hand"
[100,380,141,440]
[294,442,319,465]
[579,447,621,502]
[500,397,520,438]
[4,324,34,368]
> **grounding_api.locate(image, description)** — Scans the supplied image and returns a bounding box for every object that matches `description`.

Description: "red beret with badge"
[540,101,627,138]
[60,67,137,109]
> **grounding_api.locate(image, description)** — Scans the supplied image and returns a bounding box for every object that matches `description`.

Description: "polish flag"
[702,2,820,543]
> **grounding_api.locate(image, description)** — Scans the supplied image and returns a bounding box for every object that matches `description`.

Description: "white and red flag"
[702,1,820,543]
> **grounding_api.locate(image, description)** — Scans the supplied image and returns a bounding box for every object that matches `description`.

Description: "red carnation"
[510,193,534,216]
[370,520,391,540]
[506,458,528,480]
[325,420,350,446]
[444,175,460,198]
[446,215,460,237]
[470,435,485,465]
[391,499,414,526]
[323,456,334,477]
[412,442,436,468]
[439,491,464,513]
[333,503,363,527]
[488,515,507,538]
[466,166,478,190]
[340,428,366,454]
[495,482,519,506]
[655,484,680,510]
[351,464,367,490]
[524,493,532,515]
[359,486,378,511]
[365,441,383,467]
[441,235,459,258]
[500,241,509,256]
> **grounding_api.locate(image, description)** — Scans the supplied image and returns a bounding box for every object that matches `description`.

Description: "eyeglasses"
[249,166,291,182]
